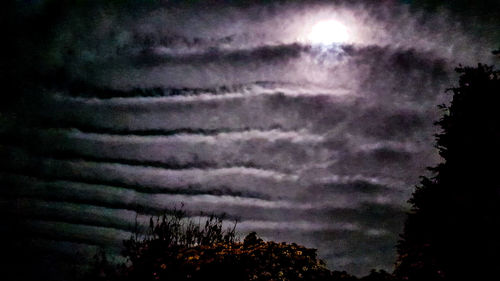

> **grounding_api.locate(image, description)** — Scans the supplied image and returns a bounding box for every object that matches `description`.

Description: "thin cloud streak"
[1,172,406,213]
[0,127,327,172]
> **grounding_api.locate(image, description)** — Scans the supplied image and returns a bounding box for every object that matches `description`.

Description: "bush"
[82,208,339,281]
[121,208,238,280]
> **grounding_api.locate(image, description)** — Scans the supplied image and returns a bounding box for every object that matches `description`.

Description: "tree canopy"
[395,64,500,280]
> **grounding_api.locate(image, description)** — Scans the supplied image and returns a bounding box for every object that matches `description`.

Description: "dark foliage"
[80,208,400,281]
[395,64,500,280]
[360,270,396,281]
[122,210,238,279]
[81,209,336,281]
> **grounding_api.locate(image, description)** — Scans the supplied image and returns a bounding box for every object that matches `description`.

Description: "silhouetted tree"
[395,64,500,280]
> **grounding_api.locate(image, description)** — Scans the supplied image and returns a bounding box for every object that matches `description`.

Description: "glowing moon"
[308,20,349,45]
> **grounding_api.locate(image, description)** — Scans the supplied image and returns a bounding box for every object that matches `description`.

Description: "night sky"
[1,0,499,279]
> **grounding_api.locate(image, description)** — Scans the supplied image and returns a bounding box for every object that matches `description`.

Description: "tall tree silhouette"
[394,64,500,281]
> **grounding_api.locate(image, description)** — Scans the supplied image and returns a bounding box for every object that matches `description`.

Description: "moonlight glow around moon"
[308,20,349,45]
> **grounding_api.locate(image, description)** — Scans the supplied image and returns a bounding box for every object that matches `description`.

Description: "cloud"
[0,127,327,173]
[3,0,500,278]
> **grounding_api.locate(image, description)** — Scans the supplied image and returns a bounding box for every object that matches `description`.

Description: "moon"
[308,20,349,45]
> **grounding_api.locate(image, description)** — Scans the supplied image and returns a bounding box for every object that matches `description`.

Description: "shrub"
[82,208,339,281]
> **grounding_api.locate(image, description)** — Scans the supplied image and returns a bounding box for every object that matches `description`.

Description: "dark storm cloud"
[0,146,298,200]
[133,43,309,67]
[0,127,325,173]
[14,219,131,248]
[28,89,352,135]
[3,0,500,278]
[1,172,405,219]
[3,198,401,238]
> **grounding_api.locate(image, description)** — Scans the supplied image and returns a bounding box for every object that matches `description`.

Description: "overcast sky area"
[1,0,499,279]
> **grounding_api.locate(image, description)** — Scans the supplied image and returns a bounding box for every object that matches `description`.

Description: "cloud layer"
[2,0,499,278]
